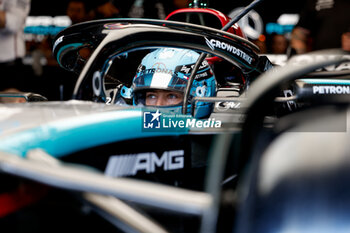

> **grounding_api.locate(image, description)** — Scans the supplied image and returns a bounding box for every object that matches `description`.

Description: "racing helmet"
[131,48,216,118]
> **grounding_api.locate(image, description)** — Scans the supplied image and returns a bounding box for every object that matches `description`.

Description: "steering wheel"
[235,49,350,176]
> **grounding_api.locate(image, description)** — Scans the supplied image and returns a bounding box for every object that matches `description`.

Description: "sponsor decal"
[313,85,350,94]
[180,65,191,74]
[143,110,221,131]
[215,101,241,111]
[105,150,185,177]
[205,37,215,51]
[136,61,211,81]
[138,68,174,76]
[194,71,210,80]
[175,60,211,80]
[137,63,175,78]
[205,38,253,65]
[177,60,209,74]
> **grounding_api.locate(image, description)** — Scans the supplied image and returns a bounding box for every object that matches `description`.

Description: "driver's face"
[145,90,184,106]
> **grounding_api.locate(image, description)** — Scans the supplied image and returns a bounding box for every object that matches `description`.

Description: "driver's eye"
[166,92,183,105]
[146,93,157,99]
[167,93,178,99]
[145,92,158,105]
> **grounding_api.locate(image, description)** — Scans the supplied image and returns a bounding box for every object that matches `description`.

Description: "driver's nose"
[155,95,167,106]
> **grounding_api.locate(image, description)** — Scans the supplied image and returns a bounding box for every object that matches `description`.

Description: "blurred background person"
[88,0,122,19]
[27,0,92,101]
[105,0,189,20]
[172,0,191,9]
[341,27,350,52]
[290,0,350,54]
[269,33,289,54]
[252,34,267,54]
[127,0,167,19]
[0,0,31,92]
[66,0,89,25]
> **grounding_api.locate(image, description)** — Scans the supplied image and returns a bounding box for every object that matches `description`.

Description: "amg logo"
[105,150,184,177]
